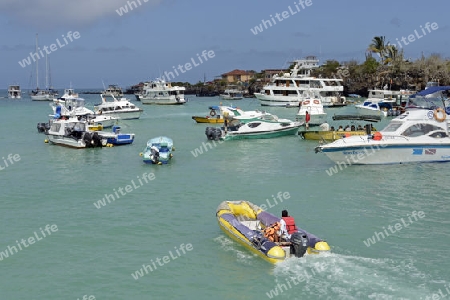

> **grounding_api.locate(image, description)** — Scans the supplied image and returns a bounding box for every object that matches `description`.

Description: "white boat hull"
[90,116,117,128]
[254,93,300,107]
[47,135,89,148]
[140,96,186,105]
[31,95,54,101]
[100,110,142,120]
[220,95,243,100]
[322,144,450,165]
[355,105,387,117]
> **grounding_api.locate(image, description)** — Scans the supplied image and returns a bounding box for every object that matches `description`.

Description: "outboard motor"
[214,128,222,140]
[83,132,92,146]
[205,127,214,140]
[150,148,160,163]
[37,122,50,134]
[290,232,309,258]
[92,132,103,147]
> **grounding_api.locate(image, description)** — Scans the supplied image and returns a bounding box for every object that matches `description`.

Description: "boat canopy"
[415,86,450,97]
[146,136,173,148]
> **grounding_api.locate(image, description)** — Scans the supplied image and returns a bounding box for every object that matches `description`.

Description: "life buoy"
[313,100,320,104]
[210,110,216,117]
[434,108,446,122]
[303,100,310,105]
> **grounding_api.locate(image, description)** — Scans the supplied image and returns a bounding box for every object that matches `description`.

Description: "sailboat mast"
[35,33,39,89]
[45,53,48,89]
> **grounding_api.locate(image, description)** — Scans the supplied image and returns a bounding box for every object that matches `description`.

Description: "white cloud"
[0,0,163,28]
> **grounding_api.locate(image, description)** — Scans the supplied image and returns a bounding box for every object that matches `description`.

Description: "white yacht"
[220,85,244,100]
[138,79,186,105]
[254,57,346,107]
[58,88,81,101]
[366,87,413,104]
[315,87,450,165]
[8,85,21,99]
[94,94,143,120]
[102,84,123,98]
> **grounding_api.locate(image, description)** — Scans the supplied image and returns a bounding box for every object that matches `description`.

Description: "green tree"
[368,36,390,65]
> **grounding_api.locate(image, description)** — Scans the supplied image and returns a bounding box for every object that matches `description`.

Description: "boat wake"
[271,252,432,299]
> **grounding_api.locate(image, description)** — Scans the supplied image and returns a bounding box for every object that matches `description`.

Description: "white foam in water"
[214,236,255,265]
[270,252,434,299]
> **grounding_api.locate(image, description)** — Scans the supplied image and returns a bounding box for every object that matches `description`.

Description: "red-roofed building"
[220,69,255,83]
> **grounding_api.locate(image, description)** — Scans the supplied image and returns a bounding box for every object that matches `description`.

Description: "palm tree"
[368,36,390,65]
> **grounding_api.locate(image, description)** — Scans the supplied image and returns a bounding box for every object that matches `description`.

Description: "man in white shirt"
[278,210,298,241]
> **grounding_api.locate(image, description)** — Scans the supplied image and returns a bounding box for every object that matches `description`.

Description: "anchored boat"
[141,136,174,164]
[205,115,302,141]
[315,87,450,164]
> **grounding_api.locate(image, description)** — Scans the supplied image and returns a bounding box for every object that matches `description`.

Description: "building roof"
[221,69,255,76]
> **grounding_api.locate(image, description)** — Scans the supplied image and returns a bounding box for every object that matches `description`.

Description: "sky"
[1,0,449,89]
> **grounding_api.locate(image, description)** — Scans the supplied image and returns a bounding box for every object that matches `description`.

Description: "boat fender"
[210,110,216,117]
[373,132,382,141]
[434,108,446,122]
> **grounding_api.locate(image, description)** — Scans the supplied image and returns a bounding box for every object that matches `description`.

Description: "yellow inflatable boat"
[216,200,330,264]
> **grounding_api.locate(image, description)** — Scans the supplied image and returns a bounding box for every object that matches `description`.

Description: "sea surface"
[1,92,449,300]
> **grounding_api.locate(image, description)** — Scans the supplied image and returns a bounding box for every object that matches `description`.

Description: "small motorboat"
[315,87,450,164]
[98,126,135,146]
[299,115,380,141]
[192,105,268,124]
[216,200,330,264]
[192,106,225,123]
[295,96,327,126]
[205,115,302,141]
[46,117,105,149]
[141,136,174,164]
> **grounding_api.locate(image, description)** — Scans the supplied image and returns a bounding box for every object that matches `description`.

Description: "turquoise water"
[1,94,449,300]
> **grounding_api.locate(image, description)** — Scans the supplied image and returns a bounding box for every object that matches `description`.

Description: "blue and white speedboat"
[98,126,135,146]
[142,136,174,164]
[315,87,450,164]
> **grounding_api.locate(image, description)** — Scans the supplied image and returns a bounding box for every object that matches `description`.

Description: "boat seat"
[240,220,261,231]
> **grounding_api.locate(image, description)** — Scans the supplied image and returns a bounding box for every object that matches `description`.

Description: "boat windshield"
[382,121,402,132]
[401,123,444,137]
[408,95,449,110]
